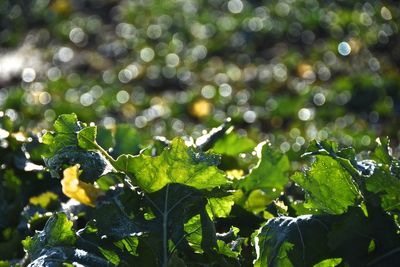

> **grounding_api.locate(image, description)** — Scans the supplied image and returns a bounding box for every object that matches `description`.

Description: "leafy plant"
[1,114,400,266]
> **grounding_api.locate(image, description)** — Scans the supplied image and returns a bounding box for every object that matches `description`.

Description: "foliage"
[1,113,399,266]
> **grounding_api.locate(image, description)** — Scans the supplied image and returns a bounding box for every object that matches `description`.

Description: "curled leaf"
[61,165,104,207]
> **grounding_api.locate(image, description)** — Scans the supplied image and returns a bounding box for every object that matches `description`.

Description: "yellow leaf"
[61,164,104,207]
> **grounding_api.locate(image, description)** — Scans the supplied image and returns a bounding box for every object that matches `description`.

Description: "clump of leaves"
[254,139,400,266]
[4,114,400,266]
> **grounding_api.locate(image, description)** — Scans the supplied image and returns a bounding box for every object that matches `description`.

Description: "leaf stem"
[80,133,117,171]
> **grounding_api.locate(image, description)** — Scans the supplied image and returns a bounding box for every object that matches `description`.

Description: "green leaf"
[364,163,400,211]
[212,131,255,156]
[22,213,76,259]
[240,142,289,199]
[115,138,227,193]
[313,258,342,267]
[78,126,98,150]
[253,215,332,267]
[43,114,111,181]
[112,124,142,157]
[292,155,360,214]
[53,113,82,133]
[44,146,108,181]
[184,214,204,253]
[94,188,145,240]
[146,184,214,256]
[363,138,400,211]
[243,189,275,213]
[371,137,391,165]
[27,247,114,266]
[206,196,234,219]
[44,114,83,155]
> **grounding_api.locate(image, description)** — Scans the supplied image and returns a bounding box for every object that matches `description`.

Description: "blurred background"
[1,0,400,157]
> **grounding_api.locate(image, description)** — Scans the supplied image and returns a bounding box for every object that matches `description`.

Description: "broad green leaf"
[212,131,256,156]
[115,138,226,193]
[292,155,360,214]
[113,236,139,256]
[146,184,215,256]
[22,213,76,259]
[78,126,98,150]
[240,142,289,199]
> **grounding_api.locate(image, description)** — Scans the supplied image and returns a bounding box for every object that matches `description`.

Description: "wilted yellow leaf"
[61,164,104,207]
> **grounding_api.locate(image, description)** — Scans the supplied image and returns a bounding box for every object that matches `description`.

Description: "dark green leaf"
[22,213,76,260]
[44,146,108,182]
[27,247,114,267]
[93,188,145,240]
[254,215,332,267]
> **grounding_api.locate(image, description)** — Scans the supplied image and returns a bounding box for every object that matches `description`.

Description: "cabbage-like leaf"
[43,114,109,182]
[292,155,360,214]
[115,138,227,193]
